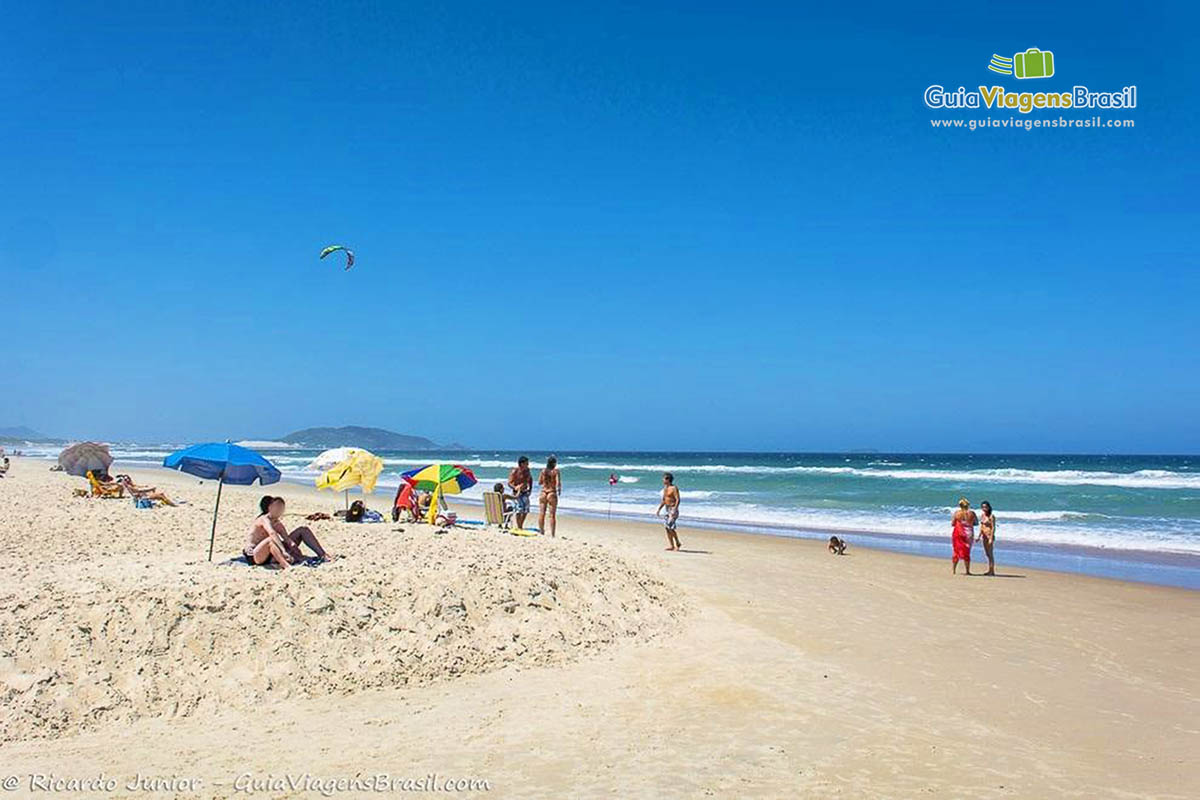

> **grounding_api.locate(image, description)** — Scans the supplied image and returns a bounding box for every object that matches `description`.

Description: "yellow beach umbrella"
[315,448,384,507]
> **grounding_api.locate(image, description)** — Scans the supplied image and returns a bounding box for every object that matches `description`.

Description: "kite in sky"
[319,244,355,270]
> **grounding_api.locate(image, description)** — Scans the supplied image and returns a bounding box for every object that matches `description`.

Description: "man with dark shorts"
[657,472,682,551]
[508,456,533,530]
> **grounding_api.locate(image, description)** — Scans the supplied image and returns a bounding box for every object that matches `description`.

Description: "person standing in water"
[951,497,977,575]
[978,500,997,576]
[657,472,682,551]
[538,456,562,537]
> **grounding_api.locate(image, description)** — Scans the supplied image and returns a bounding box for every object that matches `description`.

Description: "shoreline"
[14,453,1198,589]
[446,495,1200,590]
[266,471,1200,590]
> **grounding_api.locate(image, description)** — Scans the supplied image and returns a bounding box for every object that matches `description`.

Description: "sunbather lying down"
[116,475,177,506]
[87,471,125,497]
[245,495,337,569]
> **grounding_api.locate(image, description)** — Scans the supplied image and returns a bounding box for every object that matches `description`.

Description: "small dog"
[828,535,847,555]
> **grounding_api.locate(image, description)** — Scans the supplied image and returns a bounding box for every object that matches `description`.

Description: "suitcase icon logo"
[1014,48,1054,79]
[987,48,1055,79]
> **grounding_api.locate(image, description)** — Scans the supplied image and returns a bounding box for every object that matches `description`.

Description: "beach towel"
[218,555,326,569]
[952,520,972,565]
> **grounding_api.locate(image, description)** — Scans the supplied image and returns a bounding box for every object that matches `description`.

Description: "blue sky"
[1,1,1196,452]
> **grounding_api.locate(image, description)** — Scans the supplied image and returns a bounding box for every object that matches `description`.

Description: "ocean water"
[18,444,1200,587]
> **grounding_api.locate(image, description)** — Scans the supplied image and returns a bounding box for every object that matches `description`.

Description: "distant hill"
[278,426,450,450]
[0,426,48,439]
[0,426,64,445]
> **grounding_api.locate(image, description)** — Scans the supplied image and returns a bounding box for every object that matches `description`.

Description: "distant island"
[0,426,63,445]
[277,426,462,450]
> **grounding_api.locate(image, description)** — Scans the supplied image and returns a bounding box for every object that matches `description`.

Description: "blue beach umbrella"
[163,442,281,561]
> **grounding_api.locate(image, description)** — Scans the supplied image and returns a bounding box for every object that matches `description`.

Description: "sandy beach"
[1,460,1197,798]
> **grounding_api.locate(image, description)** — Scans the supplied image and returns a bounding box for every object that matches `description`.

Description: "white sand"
[0,465,684,743]
[1,460,1198,798]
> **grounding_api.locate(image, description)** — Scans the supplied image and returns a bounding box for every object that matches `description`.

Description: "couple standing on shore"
[507,456,562,537]
[951,498,997,576]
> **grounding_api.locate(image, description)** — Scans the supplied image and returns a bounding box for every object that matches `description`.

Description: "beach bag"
[134,497,154,509]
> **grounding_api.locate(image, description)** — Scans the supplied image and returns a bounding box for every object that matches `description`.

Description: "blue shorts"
[514,491,531,513]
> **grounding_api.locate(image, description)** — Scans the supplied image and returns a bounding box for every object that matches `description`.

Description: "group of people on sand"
[498,459,684,550]
[504,456,562,536]
[951,497,997,576]
[503,459,682,549]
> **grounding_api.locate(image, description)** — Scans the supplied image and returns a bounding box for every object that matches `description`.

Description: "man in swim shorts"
[657,472,682,551]
[508,456,533,529]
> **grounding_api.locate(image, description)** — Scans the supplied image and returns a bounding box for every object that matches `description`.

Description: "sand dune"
[0,466,684,742]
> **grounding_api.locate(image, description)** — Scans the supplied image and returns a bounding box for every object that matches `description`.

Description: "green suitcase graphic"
[1014,48,1054,79]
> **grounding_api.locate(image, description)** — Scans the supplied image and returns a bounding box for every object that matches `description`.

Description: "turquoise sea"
[22,445,1200,588]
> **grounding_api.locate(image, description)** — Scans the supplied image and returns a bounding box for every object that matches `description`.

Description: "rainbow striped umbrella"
[400,464,477,524]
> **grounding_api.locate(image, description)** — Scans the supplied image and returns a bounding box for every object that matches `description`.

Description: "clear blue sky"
[2,1,1197,452]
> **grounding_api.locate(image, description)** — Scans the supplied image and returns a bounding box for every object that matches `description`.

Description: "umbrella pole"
[345,489,349,510]
[427,484,441,525]
[207,474,225,562]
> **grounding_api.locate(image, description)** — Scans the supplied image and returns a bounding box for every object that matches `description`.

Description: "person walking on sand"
[538,456,561,537]
[951,497,977,575]
[508,456,533,530]
[978,500,997,576]
[657,472,682,551]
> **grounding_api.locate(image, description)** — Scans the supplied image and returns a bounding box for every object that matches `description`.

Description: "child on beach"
[657,472,682,551]
[493,482,516,514]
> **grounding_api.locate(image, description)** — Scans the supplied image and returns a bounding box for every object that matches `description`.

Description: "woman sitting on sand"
[245,496,335,569]
[115,475,178,506]
[951,497,977,575]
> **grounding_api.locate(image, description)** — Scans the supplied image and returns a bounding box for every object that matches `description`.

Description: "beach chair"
[87,470,124,498]
[482,491,515,530]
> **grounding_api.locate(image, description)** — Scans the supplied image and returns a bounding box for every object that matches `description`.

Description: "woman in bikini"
[951,497,977,575]
[115,474,178,506]
[538,456,562,538]
[978,500,997,576]
[246,496,335,568]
